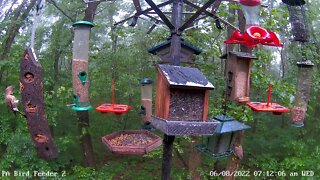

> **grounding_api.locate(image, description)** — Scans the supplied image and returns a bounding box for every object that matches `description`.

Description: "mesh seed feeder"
[195,115,250,158]
[225,0,283,47]
[291,60,314,127]
[140,78,154,129]
[283,0,309,42]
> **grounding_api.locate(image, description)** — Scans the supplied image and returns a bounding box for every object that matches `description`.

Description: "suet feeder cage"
[195,115,250,158]
[285,2,309,42]
[101,130,162,155]
[96,80,131,115]
[148,39,202,64]
[291,60,314,127]
[221,52,257,102]
[140,78,154,127]
[151,65,219,136]
[246,84,290,115]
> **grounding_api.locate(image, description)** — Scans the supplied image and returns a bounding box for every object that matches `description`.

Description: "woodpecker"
[5,86,26,118]
[233,144,243,160]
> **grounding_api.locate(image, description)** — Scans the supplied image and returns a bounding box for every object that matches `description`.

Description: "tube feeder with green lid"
[140,78,154,129]
[72,21,94,28]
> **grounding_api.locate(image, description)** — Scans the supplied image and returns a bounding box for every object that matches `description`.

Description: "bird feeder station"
[195,114,250,158]
[221,51,257,102]
[225,0,283,48]
[140,78,154,127]
[246,84,290,115]
[20,48,58,160]
[151,64,219,136]
[71,21,94,111]
[291,60,314,127]
[148,39,202,64]
[102,130,162,155]
[283,0,309,42]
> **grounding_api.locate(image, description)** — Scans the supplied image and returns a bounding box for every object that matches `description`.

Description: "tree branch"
[47,0,75,22]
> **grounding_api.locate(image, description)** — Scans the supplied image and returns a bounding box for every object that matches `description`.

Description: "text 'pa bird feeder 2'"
[71,21,94,111]
[284,0,309,42]
[151,65,219,136]
[246,84,290,115]
[101,130,162,155]
[221,52,257,102]
[195,115,250,158]
[140,78,154,129]
[225,0,283,48]
[291,60,314,127]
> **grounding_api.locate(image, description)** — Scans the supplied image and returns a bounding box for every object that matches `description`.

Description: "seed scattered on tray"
[109,134,154,146]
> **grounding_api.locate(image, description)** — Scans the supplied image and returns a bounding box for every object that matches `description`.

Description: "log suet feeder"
[221,51,257,102]
[148,39,202,63]
[20,48,58,160]
[285,0,309,42]
[140,78,154,129]
[291,60,314,127]
[151,64,219,136]
[71,21,94,111]
[246,84,290,115]
[195,114,250,158]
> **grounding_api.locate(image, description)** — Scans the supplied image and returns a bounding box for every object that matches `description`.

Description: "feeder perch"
[96,80,131,115]
[152,65,219,136]
[72,94,93,111]
[195,114,250,158]
[221,52,257,102]
[140,78,154,128]
[101,130,162,155]
[285,2,309,42]
[290,60,314,127]
[148,38,202,63]
[77,71,88,85]
[225,0,283,48]
[246,84,290,115]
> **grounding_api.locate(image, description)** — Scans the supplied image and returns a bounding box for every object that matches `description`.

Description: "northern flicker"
[233,144,243,160]
[5,86,26,118]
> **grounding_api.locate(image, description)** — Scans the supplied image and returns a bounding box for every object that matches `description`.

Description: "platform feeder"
[148,38,202,64]
[221,51,257,102]
[291,60,314,127]
[285,0,309,42]
[139,78,154,130]
[152,64,219,136]
[195,115,250,158]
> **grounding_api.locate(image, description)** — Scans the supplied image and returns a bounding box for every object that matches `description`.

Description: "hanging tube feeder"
[96,80,131,115]
[246,84,290,115]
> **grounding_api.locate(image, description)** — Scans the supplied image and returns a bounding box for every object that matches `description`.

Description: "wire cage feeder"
[286,2,309,42]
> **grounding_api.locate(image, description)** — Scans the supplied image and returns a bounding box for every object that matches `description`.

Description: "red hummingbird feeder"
[96,79,131,115]
[246,84,290,115]
[224,0,283,48]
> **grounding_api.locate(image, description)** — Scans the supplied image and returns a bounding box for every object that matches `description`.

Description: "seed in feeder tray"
[109,133,154,146]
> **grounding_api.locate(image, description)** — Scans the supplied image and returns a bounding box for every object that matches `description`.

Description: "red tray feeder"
[96,79,131,115]
[246,84,290,115]
[224,26,283,48]
[101,130,162,155]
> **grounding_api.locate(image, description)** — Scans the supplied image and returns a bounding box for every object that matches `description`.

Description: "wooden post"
[20,48,58,160]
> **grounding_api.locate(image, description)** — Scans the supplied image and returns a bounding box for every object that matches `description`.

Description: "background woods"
[0,0,320,179]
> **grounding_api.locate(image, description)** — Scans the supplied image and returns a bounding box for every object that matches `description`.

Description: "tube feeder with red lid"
[246,84,290,115]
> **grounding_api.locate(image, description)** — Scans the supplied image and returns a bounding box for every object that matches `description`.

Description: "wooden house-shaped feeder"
[152,64,219,136]
[221,51,257,102]
[148,39,202,63]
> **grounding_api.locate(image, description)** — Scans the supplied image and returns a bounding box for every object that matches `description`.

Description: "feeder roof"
[140,78,153,85]
[212,114,250,134]
[158,64,214,89]
[282,0,305,6]
[220,51,257,59]
[297,60,314,68]
[148,39,202,55]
